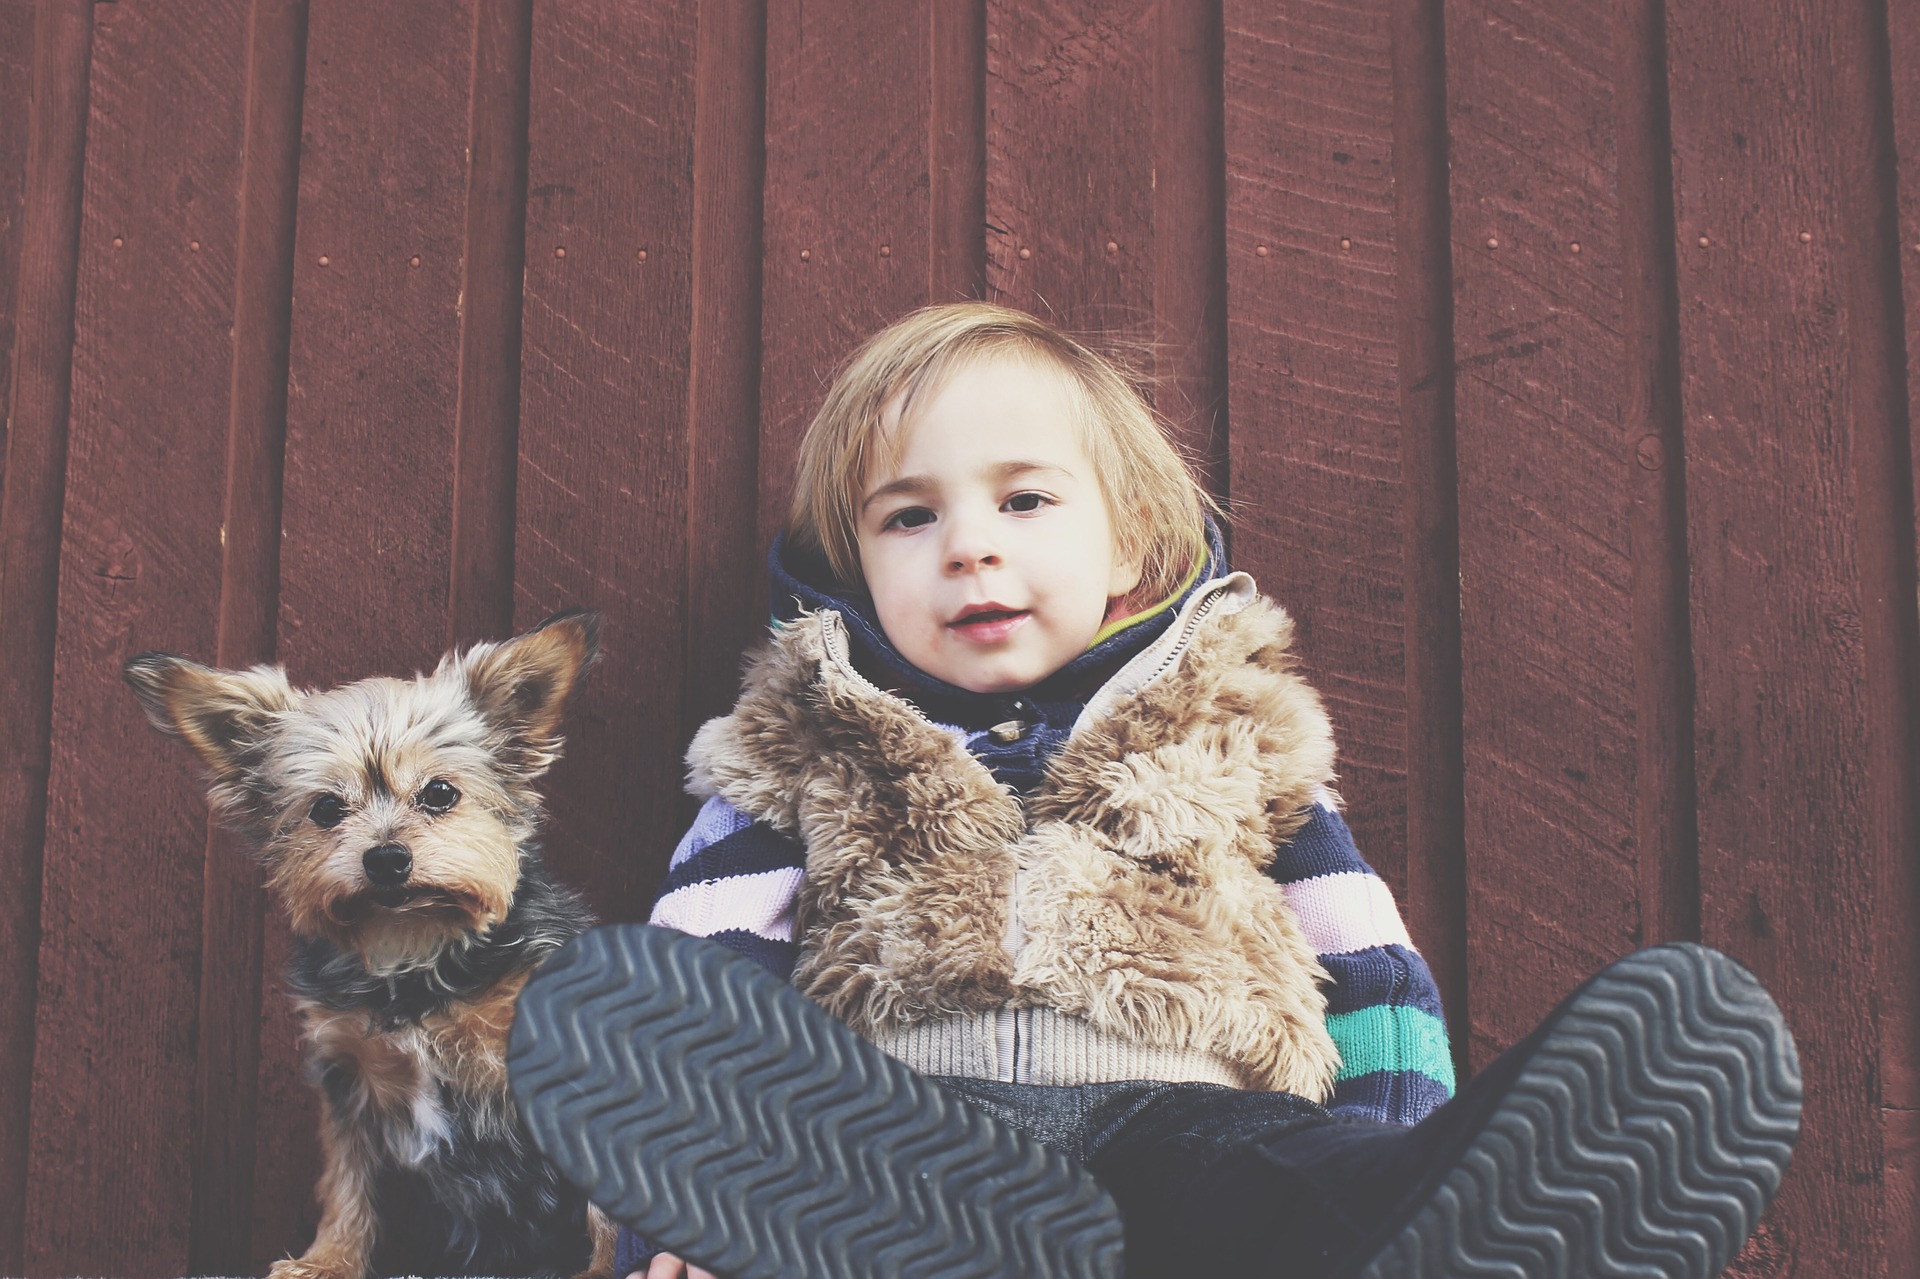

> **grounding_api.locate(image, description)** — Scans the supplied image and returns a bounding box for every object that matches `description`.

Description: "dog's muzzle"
[363,843,413,888]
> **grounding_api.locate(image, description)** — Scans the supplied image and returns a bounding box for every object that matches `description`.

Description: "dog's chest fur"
[302,970,524,1166]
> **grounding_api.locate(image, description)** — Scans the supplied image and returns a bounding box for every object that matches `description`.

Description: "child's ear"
[1107,545,1145,600]
[123,654,299,784]
[454,609,601,776]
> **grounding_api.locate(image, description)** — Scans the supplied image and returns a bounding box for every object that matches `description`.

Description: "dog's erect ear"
[455,609,601,775]
[124,654,299,784]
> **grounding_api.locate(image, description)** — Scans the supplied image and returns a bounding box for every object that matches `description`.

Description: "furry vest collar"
[686,578,1343,1098]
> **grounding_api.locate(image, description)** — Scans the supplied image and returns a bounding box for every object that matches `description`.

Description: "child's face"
[855,355,1143,694]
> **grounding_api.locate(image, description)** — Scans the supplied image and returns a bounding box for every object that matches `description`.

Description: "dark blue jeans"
[932,1077,1423,1279]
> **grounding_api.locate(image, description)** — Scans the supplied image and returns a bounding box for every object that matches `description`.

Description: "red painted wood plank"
[187,1,307,1270]
[1882,4,1920,1265]
[449,0,531,648]
[259,2,476,1261]
[1390,0,1469,1050]
[1222,0,1413,934]
[517,0,697,916]
[682,0,766,738]
[1667,0,1897,1269]
[0,3,90,1267]
[0,0,34,479]
[1445,0,1640,1067]
[930,0,986,304]
[25,3,248,1271]
[758,0,933,554]
[985,0,1154,339]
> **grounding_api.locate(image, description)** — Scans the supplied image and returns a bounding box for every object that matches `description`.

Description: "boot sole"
[507,923,1126,1279]
[1354,943,1802,1278]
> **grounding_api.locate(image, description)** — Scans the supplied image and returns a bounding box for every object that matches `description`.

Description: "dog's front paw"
[268,1257,361,1279]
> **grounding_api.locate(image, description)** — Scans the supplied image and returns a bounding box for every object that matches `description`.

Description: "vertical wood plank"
[1155,0,1228,494]
[0,2,89,1267]
[257,2,476,1259]
[449,0,532,648]
[930,0,987,304]
[24,3,247,1271]
[1667,0,1893,1268]
[1882,0,1920,1265]
[758,0,932,552]
[0,0,35,467]
[985,0,1154,342]
[1445,0,1639,1065]
[517,0,697,915]
[683,0,767,736]
[1222,1,1412,923]
[188,1,306,1270]
[1390,0,1469,1048]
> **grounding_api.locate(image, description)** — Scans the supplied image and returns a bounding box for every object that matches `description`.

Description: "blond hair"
[788,302,1216,603]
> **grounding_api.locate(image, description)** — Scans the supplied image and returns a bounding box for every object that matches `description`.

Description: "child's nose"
[942,515,1001,573]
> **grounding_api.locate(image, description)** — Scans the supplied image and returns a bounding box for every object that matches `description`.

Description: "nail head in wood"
[112,237,124,249]
[637,249,648,262]
[1018,247,1032,260]
[409,255,421,267]
[1255,245,1269,257]
[880,244,891,257]
[554,246,567,258]
[1106,240,1118,254]
[189,240,201,252]
[801,249,812,261]
[1697,235,1710,247]
[1486,237,1499,249]
[318,254,330,266]
[1569,242,1581,254]
[1340,238,1352,251]
[1798,231,1812,243]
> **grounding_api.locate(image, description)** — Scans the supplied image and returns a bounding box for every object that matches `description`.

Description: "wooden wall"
[0,0,1914,1273]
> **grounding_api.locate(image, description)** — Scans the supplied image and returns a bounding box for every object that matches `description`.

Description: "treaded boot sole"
[1353,943,1801,1278]
[507,923,1126,1279]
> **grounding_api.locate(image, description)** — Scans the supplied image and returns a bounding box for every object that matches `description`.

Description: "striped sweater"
[651,779,1455,1125]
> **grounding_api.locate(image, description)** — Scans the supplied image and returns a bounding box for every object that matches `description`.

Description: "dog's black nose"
[363,843,412,887]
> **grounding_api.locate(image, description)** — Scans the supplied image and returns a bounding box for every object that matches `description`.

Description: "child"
[507,303,1800,1279]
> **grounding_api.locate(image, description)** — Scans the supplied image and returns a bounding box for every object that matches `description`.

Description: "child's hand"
[632,1253,718,1279]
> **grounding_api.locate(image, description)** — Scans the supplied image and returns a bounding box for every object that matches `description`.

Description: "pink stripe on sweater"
[1282,871,1413,956]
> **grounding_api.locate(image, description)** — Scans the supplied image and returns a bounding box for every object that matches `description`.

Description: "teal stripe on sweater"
[1326,1005,1456,1090]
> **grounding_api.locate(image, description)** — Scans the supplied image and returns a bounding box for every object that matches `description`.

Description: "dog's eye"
[419,779,460,813]
[310,794,347,829]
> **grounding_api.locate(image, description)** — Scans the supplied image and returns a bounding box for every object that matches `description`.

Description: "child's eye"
[1003,492,1051,513]
[881,506,935,531]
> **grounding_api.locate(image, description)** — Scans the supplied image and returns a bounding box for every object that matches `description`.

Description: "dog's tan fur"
[126,614,615,1279]
[688,590,1342,1099]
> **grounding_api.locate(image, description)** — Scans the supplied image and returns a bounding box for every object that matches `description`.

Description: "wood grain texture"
[0,3,89,1267]
[24,3,247,1271]
[1667,1,1891,1269]
[758,0,932,553]
[1154,0,1228,493]
[517,0,697,917]
[986,0,1154,338]
[1389,0,1468,1055]
[449,0,531,648]
[1222,0,1412,923]
[188,1,306,1270]
[0,0,34,481]
[682,0,767,739]
[930,0,986,303]
[1880,0,1920,1265]
[1446,0,1640,1066]
[260,2,475,1260]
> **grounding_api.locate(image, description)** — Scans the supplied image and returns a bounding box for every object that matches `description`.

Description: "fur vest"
[685,575,1343,1098]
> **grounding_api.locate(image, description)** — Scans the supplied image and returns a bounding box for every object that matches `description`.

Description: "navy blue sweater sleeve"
[1266,801,1456,1124]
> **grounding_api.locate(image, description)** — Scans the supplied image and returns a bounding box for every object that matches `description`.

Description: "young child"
[506,303,1801,1279]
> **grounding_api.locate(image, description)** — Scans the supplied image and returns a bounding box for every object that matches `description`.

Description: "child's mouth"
[949,607,1030,642]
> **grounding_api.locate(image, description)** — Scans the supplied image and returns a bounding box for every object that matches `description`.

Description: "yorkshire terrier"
[125,610,616,1279]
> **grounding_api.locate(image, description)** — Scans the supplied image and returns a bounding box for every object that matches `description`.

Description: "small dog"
[126,610,616,1279]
